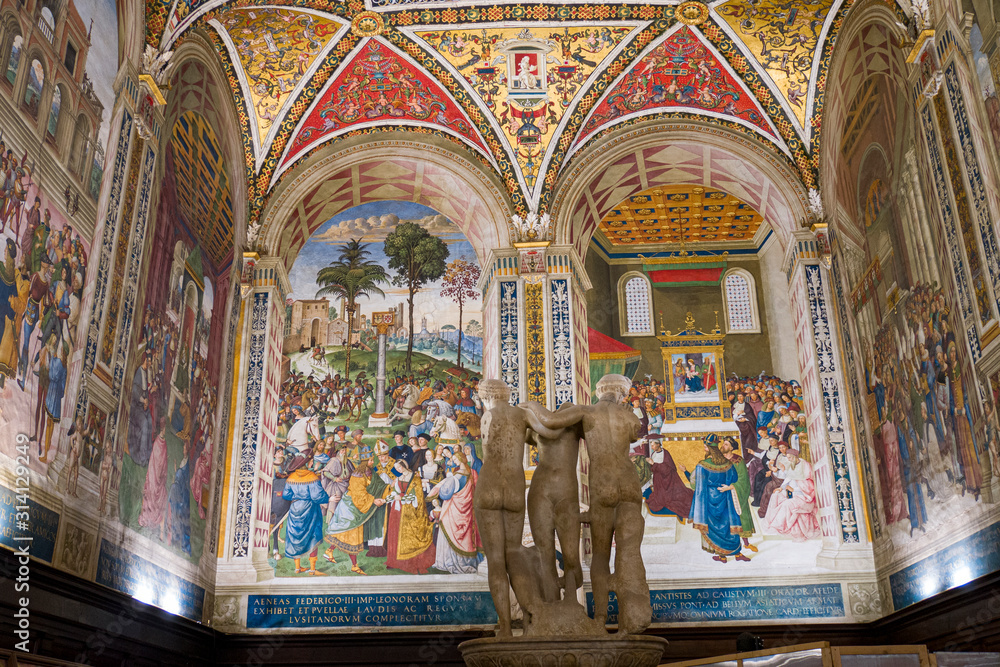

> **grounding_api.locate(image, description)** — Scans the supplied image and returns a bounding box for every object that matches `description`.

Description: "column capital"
[478,243,591,294]
[240,253,291,303]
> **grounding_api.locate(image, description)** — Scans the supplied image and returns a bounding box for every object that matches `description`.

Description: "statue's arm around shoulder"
[519,401,583,437]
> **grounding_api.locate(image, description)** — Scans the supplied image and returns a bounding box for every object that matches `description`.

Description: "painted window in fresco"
[624,275,651,334]
[47,85,60,138]
[23,59,44,119]
[724,271,756,331]
[5,35,22,86]
[39,7,55,42]
[271,201,486,577]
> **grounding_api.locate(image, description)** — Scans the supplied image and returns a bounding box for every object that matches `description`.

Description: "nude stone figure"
[520,374,653,635]
[521,404,585,603]
[475,379,558,636]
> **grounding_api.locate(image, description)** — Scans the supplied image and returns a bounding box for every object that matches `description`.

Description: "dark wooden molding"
[3,548,999,666]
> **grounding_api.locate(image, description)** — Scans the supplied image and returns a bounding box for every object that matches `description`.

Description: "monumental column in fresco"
[368,311,396,427]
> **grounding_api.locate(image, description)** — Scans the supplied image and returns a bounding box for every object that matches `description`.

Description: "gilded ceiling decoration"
[149,0,861,226]
[596,183,765,246]
[209,7,350,168]
[407,24,640,196]
[714,0,836,136]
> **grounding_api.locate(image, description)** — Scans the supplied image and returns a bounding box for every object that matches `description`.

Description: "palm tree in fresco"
[316,238,388,381]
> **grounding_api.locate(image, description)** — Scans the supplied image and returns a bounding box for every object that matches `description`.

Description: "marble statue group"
[474,374,653,638]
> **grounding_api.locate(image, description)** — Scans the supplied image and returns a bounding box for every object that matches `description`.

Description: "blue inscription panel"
[248,592,498,628]
[0,484,59,562]
[890,520,1000,610]
[96,540,205,621]
[588,585,845,623]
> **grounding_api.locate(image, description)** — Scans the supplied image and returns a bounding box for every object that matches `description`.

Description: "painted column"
[217,255,289,584]
[785,230,872,570]
[367,310,396,428]
[479,243,592,408]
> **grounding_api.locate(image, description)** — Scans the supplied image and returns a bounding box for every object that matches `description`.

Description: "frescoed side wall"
[822,10,1000,618]
[0,12,244,621]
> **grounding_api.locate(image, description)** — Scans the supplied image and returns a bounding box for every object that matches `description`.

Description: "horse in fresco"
[431,413,461,448]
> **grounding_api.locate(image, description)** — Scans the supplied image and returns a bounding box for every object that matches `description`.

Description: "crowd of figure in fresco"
[0,140,89,471]
[865,283,1000,539]
[268,347,826,575]
[120,296,220,557]
[625,373,819,563]
[271,368,485,575]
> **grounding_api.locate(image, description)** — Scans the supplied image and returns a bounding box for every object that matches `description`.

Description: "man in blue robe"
[282,454,330,575]
[690,434,749,563]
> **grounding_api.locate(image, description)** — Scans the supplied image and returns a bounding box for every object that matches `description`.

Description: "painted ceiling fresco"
[170,110,235,268]
[148,0,873,225]
[573,24,782,155]
[278,37,492,179]
[597,183,765,246]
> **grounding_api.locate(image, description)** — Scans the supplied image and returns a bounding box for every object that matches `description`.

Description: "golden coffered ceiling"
[597,184,765,246]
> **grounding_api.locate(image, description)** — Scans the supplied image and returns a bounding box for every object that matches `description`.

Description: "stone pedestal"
[459,636,667,667]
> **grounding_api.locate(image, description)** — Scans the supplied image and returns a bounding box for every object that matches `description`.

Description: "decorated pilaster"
[217,254,289,584]
[479,213,592,409]
[368,310,396,427]
[785,218,872,570]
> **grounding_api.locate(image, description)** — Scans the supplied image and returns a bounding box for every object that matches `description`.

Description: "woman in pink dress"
[426,448,482,573]
[138,415,170,539]
[189,425,213,519]
[762,449,820,541]
[879,421,908,524]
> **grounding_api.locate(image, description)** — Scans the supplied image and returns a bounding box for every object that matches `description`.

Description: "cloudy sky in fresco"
[288,201,482,333]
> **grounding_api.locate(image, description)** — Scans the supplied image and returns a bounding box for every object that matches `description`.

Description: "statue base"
[367,413,391,428]
[458,635,667,667]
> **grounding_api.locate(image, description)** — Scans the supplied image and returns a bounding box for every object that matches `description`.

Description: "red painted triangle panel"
[283,39,490,166]
[578,26,777,148]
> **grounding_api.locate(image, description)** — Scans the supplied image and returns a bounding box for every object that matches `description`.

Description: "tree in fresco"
[440,258,481,369]
[465,319,483,338]
[383,222,449,372]
[315,238,388,380]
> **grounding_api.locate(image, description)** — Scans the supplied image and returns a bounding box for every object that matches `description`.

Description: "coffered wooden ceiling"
[597,183,765,246]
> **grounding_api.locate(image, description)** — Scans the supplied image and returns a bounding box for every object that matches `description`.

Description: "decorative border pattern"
[918,103,975,323]
[805,264,859,543]
[550,278,573,407]
[232,290,269,558]
[933,93,993,329]
[499,280,520,404]
[100,139,144,366]
[943,63,1000,316]
[525,281,546,404]
[77,109,133,419]
[831,255,879,540]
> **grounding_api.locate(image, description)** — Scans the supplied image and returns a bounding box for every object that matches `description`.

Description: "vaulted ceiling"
[145,0,898,225]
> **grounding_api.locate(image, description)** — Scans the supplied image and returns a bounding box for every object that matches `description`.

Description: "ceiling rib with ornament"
[597,183,766,247]
[148,0,859,224]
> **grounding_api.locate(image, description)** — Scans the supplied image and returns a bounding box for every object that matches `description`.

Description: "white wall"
[759,236,801,381]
